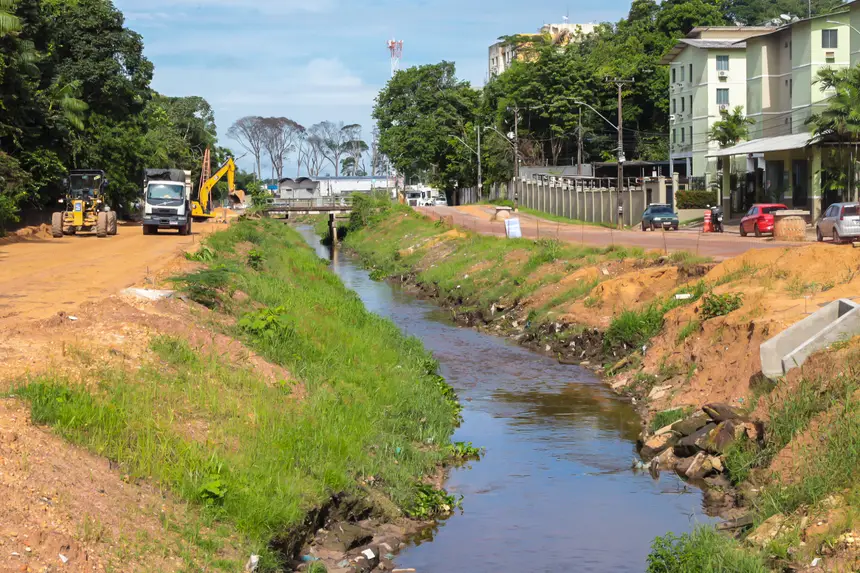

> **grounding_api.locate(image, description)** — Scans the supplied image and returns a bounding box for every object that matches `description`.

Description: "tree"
[260,117,304,181]
[0,0,20,35]
[807,66,860,202]
[709,106,754,148]
[228,116,266,179]
[315,121,352,177]
[374,61,480,193]
[300,126,327,177]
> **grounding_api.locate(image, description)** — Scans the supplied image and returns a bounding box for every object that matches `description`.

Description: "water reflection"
[295,226,713,573]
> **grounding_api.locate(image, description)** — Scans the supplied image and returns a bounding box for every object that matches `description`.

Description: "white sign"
[505,218,522,239]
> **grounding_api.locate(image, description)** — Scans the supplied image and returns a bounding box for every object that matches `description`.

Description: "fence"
[513,176,667,227]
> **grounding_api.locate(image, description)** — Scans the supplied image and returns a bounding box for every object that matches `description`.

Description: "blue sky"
[115,0,630,174]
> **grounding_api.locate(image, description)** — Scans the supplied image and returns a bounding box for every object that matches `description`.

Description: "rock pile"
[639,403,762,481]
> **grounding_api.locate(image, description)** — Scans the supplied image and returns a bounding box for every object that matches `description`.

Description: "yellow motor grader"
[51,170,117,238]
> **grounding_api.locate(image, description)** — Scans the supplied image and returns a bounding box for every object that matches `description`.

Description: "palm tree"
[807,66,860,203]
[0,0,21,36]
[708,106,754,148]
[48,80,89,131]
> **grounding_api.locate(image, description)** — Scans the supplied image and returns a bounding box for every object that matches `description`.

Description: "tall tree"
[260,117,304,181]
[709,106,754,148]
[315,121,352,177]
[228,116,265,179]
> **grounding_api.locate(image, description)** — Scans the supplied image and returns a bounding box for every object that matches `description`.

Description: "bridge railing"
[267,195,354,209]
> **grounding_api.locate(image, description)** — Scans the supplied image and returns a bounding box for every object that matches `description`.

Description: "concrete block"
[760,299,860,379]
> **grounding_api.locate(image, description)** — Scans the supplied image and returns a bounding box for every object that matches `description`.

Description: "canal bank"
[297,225,715,571]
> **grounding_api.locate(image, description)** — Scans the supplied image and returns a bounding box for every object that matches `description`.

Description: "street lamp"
[827,20,860,36]
[449,126,482,201]
[482,126,521,209]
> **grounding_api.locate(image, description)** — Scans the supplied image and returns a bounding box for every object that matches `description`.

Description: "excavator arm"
[192,157,236,221]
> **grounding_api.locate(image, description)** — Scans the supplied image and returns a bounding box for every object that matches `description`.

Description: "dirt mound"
[0,399,241,571]
[0,223,52,245]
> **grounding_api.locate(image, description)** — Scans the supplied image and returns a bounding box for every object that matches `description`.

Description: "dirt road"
[419,205,807,259]
[0,222,224,328]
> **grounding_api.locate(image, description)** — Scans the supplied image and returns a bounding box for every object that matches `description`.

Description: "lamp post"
[449,125,482,202]
[483,125,520,209]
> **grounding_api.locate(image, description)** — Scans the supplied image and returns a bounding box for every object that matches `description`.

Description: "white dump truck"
[142,169,193,235]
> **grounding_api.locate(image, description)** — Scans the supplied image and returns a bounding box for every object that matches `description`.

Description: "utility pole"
[608,77,634,229]
[577,106,583,176]
[476,124,482,200]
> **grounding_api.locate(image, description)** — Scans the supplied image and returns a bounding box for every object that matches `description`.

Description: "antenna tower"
[387,39,403,78]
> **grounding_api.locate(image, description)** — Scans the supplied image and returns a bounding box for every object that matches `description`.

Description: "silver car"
[817,202,860,243]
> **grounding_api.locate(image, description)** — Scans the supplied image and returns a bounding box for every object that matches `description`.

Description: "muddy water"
[298,227,714,572]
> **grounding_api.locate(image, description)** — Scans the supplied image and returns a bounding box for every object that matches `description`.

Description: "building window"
[673,128,677,143]
[689,63,693,80]
[716,55,729,71]
[689,126,693,143]
[822,29,838,49]
[789,79,793,99]
[690,95,693,110]
[716,88,729,105]
[681,128,685,142]
[681,97,685,112]
[672,67,676,83]
[680,66,685,82]
[672,99,677,113]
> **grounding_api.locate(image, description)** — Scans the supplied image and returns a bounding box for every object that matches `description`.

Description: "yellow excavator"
[191,151,244,222]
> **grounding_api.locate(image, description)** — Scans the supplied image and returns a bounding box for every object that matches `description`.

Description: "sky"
[115,0,631,176]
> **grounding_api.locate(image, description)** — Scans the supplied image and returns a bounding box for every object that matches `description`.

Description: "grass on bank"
[647,526,769,573]
[14,218,460,570]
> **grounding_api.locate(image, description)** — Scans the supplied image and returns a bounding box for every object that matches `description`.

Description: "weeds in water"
[408,484,461,518]
[448,441,483,461]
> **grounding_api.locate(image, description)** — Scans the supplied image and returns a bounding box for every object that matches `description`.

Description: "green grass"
[604,305,664,352]
[15,219,460,570]
[647,526,769,573]
[518,206,618,229]
[676,320,701,344]
[650,408,692,432]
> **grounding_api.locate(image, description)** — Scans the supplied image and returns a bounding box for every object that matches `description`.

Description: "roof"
[660,39,747,64]
[707,132,812,157]
[739,9,850,43]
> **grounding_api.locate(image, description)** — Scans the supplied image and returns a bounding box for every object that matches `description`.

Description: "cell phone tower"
[387,39,403,78]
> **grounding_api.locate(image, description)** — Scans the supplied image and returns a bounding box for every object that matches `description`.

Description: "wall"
[512,177,655,226]
[852,4,860,67]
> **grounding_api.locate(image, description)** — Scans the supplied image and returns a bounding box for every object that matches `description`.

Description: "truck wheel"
[96,212,108,238]
[51,213,63,239]
[51,212,63,238]
[143,225,156,235]
[108,211,118,235]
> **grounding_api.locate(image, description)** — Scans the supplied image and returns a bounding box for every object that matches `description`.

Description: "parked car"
[641,204,679,231]
[739,203,788,237]
[817,202,860,244]
[433,196,448,206]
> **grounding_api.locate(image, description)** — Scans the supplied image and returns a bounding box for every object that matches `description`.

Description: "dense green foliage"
[676,189,718,209]
[374,0,841,192]
[0,0,242,228]
[17,219,460,569]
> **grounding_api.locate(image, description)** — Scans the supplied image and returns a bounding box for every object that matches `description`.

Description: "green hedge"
[676,189,717,209]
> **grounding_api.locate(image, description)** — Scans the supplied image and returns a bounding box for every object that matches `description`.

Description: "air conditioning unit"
[669,114,676,122]
[719,103,730,112]
[718,70,729,79]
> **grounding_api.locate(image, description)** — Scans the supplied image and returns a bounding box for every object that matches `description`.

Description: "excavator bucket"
[229,189,246,207]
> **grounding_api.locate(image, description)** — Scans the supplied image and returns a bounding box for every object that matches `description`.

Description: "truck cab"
[142,169,192,235]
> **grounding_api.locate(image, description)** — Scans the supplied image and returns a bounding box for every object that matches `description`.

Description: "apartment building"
[711,11,850,217]
[488,22,597,78]
[660,27,773,184]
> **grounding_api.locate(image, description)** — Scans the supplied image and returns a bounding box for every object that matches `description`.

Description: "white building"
[488,22,597,79]
[660,26,773,184]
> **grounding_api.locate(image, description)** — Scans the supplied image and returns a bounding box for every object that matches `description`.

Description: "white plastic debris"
[811,557,822,567]
[674,293,693,300]
[121,288,175,301]
[59,554,69,564]
[362,548,376,560]
[68,316,78,321]
[244,554,260,572]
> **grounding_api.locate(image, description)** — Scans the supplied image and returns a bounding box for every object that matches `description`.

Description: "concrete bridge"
[259,199,353,244]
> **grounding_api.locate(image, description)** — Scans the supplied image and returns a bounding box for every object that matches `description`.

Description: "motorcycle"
[708,205,724,233]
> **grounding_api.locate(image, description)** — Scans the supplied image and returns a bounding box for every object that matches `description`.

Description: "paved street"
[418,205,809,260]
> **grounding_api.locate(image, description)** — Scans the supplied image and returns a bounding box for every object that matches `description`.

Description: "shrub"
[604,305,664,351]
[647,527,768,573]
[676,189,718,209]
[650,408,691,432]
[701,292,744,320]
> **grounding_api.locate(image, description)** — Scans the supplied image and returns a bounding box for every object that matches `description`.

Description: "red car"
[740,203,788,237]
